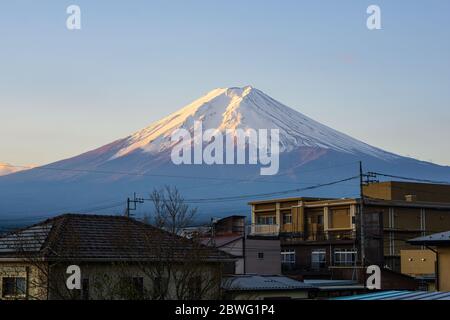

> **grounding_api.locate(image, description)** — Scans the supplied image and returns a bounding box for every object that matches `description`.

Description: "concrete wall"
[400,249,436,276]
[364,182,450,203]
[218,238,244,274]
[438,247,450,291]
[245,238,281,275]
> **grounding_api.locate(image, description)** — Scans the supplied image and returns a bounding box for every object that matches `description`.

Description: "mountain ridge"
[103,86,398,162]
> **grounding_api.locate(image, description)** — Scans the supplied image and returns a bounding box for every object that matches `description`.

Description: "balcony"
[250,224,280,236]
[306,230,356,241]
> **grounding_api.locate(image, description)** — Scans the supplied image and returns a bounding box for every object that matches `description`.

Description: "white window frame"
[281,250,296,264]
[333,248,357,266]
[311,249,326,269]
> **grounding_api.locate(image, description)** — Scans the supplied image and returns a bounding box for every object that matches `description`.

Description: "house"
[0,214,234,300]
[199,215,281,275]
[249,181,450,287]
[408,230,450,291]
[221,275,365,300]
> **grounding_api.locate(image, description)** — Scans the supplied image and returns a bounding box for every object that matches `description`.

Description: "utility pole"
[243,216,247,274]
[359,161,366,268]
[125,192,144,218]
[210,217,218,247]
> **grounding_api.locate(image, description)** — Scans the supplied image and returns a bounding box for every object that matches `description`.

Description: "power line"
[0,176,359,224]
[141,176,359,204]
[368,172,450,185]
[0,161,359,186]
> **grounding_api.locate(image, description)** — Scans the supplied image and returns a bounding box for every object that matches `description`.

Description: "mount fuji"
[1,86,449,225]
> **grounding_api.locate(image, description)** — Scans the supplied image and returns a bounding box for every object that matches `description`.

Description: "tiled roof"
[333,290,450,300]
[0,224,52,253]
[222,275,314,291]
[0,214,234,262]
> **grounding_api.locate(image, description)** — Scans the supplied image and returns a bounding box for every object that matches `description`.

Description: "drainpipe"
[426,246,439,291]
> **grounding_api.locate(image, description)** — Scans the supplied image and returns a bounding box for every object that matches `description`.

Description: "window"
[257,252,264,260]
[281,250,296,264]
[82,278,89,300]
[311,249,326,270]
[334,248,357,266]
[283,214,292,224]
[2,277,26,297]
[257,216,276,225]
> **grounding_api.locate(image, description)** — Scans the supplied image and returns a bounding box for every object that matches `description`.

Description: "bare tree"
[138,186,226,300]
[149,185,196,234]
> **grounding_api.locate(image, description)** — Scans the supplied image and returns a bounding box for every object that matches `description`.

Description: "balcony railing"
[250,224,280,236]
[249,226,356,240]
[305,230,356,241]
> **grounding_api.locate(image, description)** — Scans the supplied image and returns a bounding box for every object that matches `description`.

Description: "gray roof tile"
[0,214,233,262]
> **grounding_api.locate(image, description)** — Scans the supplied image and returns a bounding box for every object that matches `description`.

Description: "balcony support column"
[251,204,256,225]
[350,205,356,232]
[276,202,281,229]
[324,206,329,240]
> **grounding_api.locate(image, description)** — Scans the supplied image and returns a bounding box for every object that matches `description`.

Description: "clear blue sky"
[1,0,449,166]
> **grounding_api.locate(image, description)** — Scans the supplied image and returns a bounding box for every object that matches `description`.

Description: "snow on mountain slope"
[110,86,397,161]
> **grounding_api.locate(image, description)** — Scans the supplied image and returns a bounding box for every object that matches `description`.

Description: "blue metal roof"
[408,231,450,245]
[333,290,450,300]
[222,275,314,291]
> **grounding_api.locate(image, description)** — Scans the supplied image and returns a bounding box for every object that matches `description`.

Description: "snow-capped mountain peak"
[110,86,396,160]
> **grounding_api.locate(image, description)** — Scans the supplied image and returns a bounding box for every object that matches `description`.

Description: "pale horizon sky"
[1,0,449,167]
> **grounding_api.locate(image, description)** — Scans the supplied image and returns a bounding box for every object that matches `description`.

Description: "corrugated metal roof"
[333,290,450,300]
[304,279,365,291]
[304,279,358,286]
[408,231,450,245]
[222,275,314,291]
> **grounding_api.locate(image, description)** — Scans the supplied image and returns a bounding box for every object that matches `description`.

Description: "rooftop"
[408,231,450,246]
[222,275,314,292]
[0,214,233,262]
[248,197,331,205]
[333,290,450,300]
[303,279,364,291]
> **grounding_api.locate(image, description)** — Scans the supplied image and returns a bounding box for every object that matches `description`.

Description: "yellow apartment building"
[249,181,450,281]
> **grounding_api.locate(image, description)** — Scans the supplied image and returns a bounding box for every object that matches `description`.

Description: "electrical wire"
[0,162,360,186]
[369,171,450,185]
